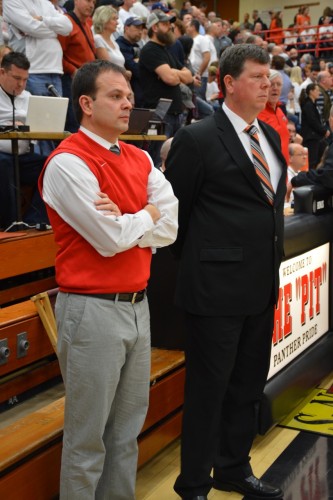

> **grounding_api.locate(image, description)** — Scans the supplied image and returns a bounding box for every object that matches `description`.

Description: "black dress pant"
[174,303,275,498]
[0,152,48,229]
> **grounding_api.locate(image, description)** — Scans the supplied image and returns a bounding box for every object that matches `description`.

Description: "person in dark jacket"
[287,105,333,197]
[299,83,330,168]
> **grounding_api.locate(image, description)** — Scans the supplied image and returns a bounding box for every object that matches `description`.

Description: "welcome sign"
[268,243,330,380]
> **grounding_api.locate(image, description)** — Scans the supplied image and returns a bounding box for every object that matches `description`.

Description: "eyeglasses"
[292,153,307,156]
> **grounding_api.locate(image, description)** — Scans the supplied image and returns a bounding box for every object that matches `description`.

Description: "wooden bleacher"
[0,349,185,499]
[0,230,57,306]
[0,230,185,499]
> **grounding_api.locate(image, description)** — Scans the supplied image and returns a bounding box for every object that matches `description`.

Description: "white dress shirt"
[223,102,282,192]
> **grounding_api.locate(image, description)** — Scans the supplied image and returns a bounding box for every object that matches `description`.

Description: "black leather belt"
[86,290,146,304]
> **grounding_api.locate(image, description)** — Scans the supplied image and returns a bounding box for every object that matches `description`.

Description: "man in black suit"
[288,104,333,194]
[165,44,286,500]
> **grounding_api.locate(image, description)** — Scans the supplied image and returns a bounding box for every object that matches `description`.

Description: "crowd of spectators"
[0,0,333,227]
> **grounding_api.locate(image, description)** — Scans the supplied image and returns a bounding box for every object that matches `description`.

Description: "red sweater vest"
[39,131,152,294]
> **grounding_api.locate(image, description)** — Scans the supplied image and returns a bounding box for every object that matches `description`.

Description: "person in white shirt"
[318,16,333,58]
[299,21,316,52]
[3,0,72,97]
[187,18,211,99]
[205,64,219,110]
[299,63,320,92]
[118,0,136,27]
[93,4,131,80]
[286,143,308,205]
[0,52,48,230]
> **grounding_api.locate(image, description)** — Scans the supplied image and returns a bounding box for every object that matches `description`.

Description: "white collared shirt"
[222,102,283,192]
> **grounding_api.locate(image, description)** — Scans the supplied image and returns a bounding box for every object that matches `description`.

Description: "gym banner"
[268,243,330,379]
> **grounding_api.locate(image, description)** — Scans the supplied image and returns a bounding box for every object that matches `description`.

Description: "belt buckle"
[131,292,138,304]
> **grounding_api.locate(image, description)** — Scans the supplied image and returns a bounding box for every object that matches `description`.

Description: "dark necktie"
[109,144,120,155]
[245,125,274,205]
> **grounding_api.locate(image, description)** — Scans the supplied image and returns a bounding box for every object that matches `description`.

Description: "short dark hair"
[189,19,200,32]
[271,55,285,70]
[72,60,127,123]
[1,51,30,71]
[219,44,269,95]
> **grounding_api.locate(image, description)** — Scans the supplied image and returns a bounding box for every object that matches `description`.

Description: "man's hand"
[144,204,161,223]
[286,182,293,202]
[94,192,122,217]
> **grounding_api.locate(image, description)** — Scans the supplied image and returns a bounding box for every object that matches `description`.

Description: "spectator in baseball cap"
[124,16,145,27]
[152,2,169,13]
[146,10,176,29]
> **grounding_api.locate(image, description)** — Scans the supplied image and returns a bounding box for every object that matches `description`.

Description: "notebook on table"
[25,95,69,133]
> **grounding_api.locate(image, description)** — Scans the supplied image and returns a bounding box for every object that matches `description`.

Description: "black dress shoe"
[213,474,283,499]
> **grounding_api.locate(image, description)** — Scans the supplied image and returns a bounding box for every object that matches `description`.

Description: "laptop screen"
[26,95,69,133]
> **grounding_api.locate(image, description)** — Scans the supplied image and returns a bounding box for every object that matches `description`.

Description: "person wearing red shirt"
[258,69,290,164]
[58,0,97,131]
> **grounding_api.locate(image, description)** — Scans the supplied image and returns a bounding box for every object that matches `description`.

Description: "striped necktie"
[109,144,120,155]
[245,125,274,205]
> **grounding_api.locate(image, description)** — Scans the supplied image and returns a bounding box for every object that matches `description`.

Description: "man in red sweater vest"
[39,60,178,500]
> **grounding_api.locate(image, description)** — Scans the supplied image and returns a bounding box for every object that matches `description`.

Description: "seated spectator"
[299,83,330,168]
[298,21,316,52]
[0,52,48,230]
[160,136,173,171]
[285,47,299,67]
[205,65,219,110]
[287,105,333,204]
[258,69,290,164]
[93,5,132,80]
[287,143,308,204]
[318,16,333,59]
[287,119,303,144]
[284,24,298,50]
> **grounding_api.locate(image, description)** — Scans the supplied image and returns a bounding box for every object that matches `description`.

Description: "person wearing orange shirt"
[258,70,290,164]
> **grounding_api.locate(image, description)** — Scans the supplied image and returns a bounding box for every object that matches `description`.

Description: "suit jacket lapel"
[214,109,269,203]
[214,109,287,206]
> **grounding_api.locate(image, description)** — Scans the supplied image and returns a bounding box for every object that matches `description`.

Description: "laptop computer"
[150,98,172,121]
[26,95,69,133]
[125,108,152,135]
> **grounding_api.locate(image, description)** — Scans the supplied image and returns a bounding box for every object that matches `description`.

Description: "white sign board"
[268,243,330,379]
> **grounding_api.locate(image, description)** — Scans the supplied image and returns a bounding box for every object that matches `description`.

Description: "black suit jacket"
[291,139,333,188]
[165,108,287,317]
[301,98,327,142]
